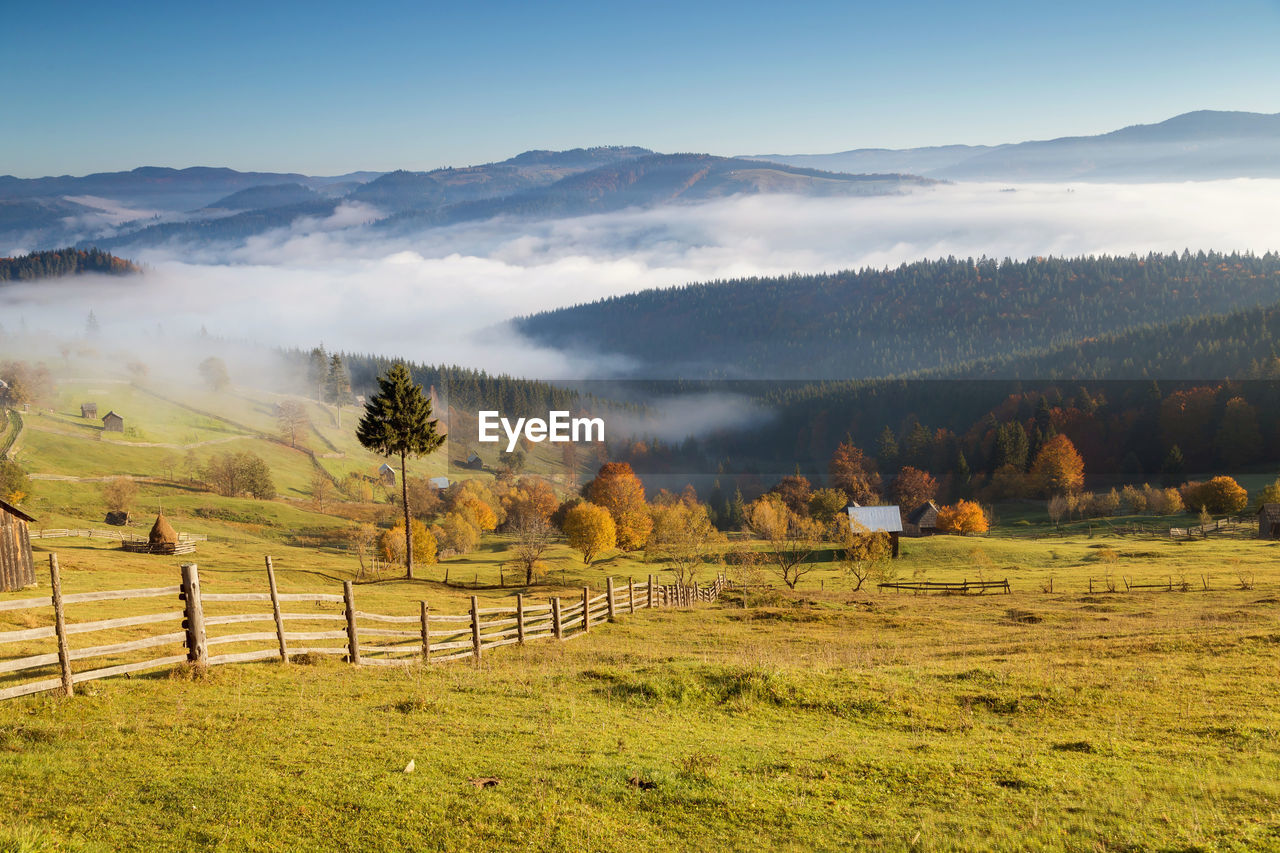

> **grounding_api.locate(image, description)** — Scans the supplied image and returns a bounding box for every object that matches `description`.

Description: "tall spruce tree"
[307,346,328,401]
[325,354,352,427]
[356,364,444,579]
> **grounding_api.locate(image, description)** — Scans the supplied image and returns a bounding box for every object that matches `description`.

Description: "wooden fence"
[0,555,727,702]
[1169,516,1242,539]
[878,579,1011,595]
[0,410,21,459]
[30,529,208,543]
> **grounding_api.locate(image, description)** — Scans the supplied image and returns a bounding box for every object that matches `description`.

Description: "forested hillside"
[515,252,1280,379]
[925,301,1280,380]
[0,248,140,281]
[280,349,590,418]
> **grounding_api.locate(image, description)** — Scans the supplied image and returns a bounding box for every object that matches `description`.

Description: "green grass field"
[0,526,1277,852]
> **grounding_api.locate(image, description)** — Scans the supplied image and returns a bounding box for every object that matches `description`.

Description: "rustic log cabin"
[80,402,98,419]
[101,411,124,433]
[1258,504,1280,539]
[0,497,35,592]
[904,501,940,537]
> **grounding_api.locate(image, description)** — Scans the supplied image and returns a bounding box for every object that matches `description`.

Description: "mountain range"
[2,110,1277,256]
[747,110,1280,182]
[0,149,930,254]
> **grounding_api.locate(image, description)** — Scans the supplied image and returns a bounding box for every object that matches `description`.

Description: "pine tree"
[325,354,352,427]
[876,426,899,470]
[307,346,329,401]
[1161,445,1186,487]
[356,364,445,579]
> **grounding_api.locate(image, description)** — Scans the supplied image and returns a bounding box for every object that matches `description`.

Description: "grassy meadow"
[0,360,1278,851]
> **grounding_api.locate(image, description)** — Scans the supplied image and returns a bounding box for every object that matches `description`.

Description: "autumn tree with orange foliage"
[828,441,880,504]
[889,466,938,510]
[936,500,989,535]
[587,462,652,550]
[1180,476,1248,515]
[1030,434,1085,496]
[501,476,558,527]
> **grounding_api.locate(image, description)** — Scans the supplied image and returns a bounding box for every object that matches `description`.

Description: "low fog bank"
[4,180,1279,379]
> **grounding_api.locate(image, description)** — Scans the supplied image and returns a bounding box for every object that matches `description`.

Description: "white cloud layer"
[5,180,1280,378]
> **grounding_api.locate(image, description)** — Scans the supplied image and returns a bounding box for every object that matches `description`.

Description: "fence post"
[606,577,616,622]
[180,563,208,667]
[516,593,526,643]
[470,595,482,661]
[265,556,287,662]
[552,597,562,639]
[582,586,591,633]
[628,577,636,615]
[343,580,360,665]
[648,574,655,608]
[420,600,430,661]
[48,555,73,697]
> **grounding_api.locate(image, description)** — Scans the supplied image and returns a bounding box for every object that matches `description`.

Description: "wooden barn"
[0,497,35,592]
[1258,504,1280,539]
[101,411,124,433]
[904,501,940,537]
[465,452,483,470]
[846,504,903,558]
[81,402,98,419]
[378,463,397,487]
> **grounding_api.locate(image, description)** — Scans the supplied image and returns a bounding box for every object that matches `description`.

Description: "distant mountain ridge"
[4,110,1277,254]
[749,110,1280,181]
[31,149,931,253]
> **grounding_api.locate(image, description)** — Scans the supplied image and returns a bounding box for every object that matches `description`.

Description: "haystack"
[149,513,179,547]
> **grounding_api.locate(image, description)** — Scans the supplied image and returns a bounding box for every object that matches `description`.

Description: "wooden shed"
[101,411,124,433]
[378,463,397,487]
[847,504,904,558]
[1258,504,1280,539]
[0,497,35,592]
[81,402,98,419]
[904,501,940,537]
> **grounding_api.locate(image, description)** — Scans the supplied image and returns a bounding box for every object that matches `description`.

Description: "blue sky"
[3,0,1278,176]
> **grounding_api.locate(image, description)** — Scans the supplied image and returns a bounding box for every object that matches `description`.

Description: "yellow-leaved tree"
[381,518,437,565]
[1030,434,1085,496]
[936,500,990,535]
[563,501,616,565]
[587,463,652,550]
[646,496,723,585]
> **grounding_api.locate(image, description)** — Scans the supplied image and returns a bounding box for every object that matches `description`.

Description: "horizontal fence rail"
[0,555,727,702]
[30,529,208,542]
[878,579,1012,595]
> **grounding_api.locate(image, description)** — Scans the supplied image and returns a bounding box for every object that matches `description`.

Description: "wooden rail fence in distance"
[878,579,1011,595]
[0,555,727,701]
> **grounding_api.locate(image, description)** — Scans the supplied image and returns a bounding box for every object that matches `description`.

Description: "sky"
[3,0,1279,177]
